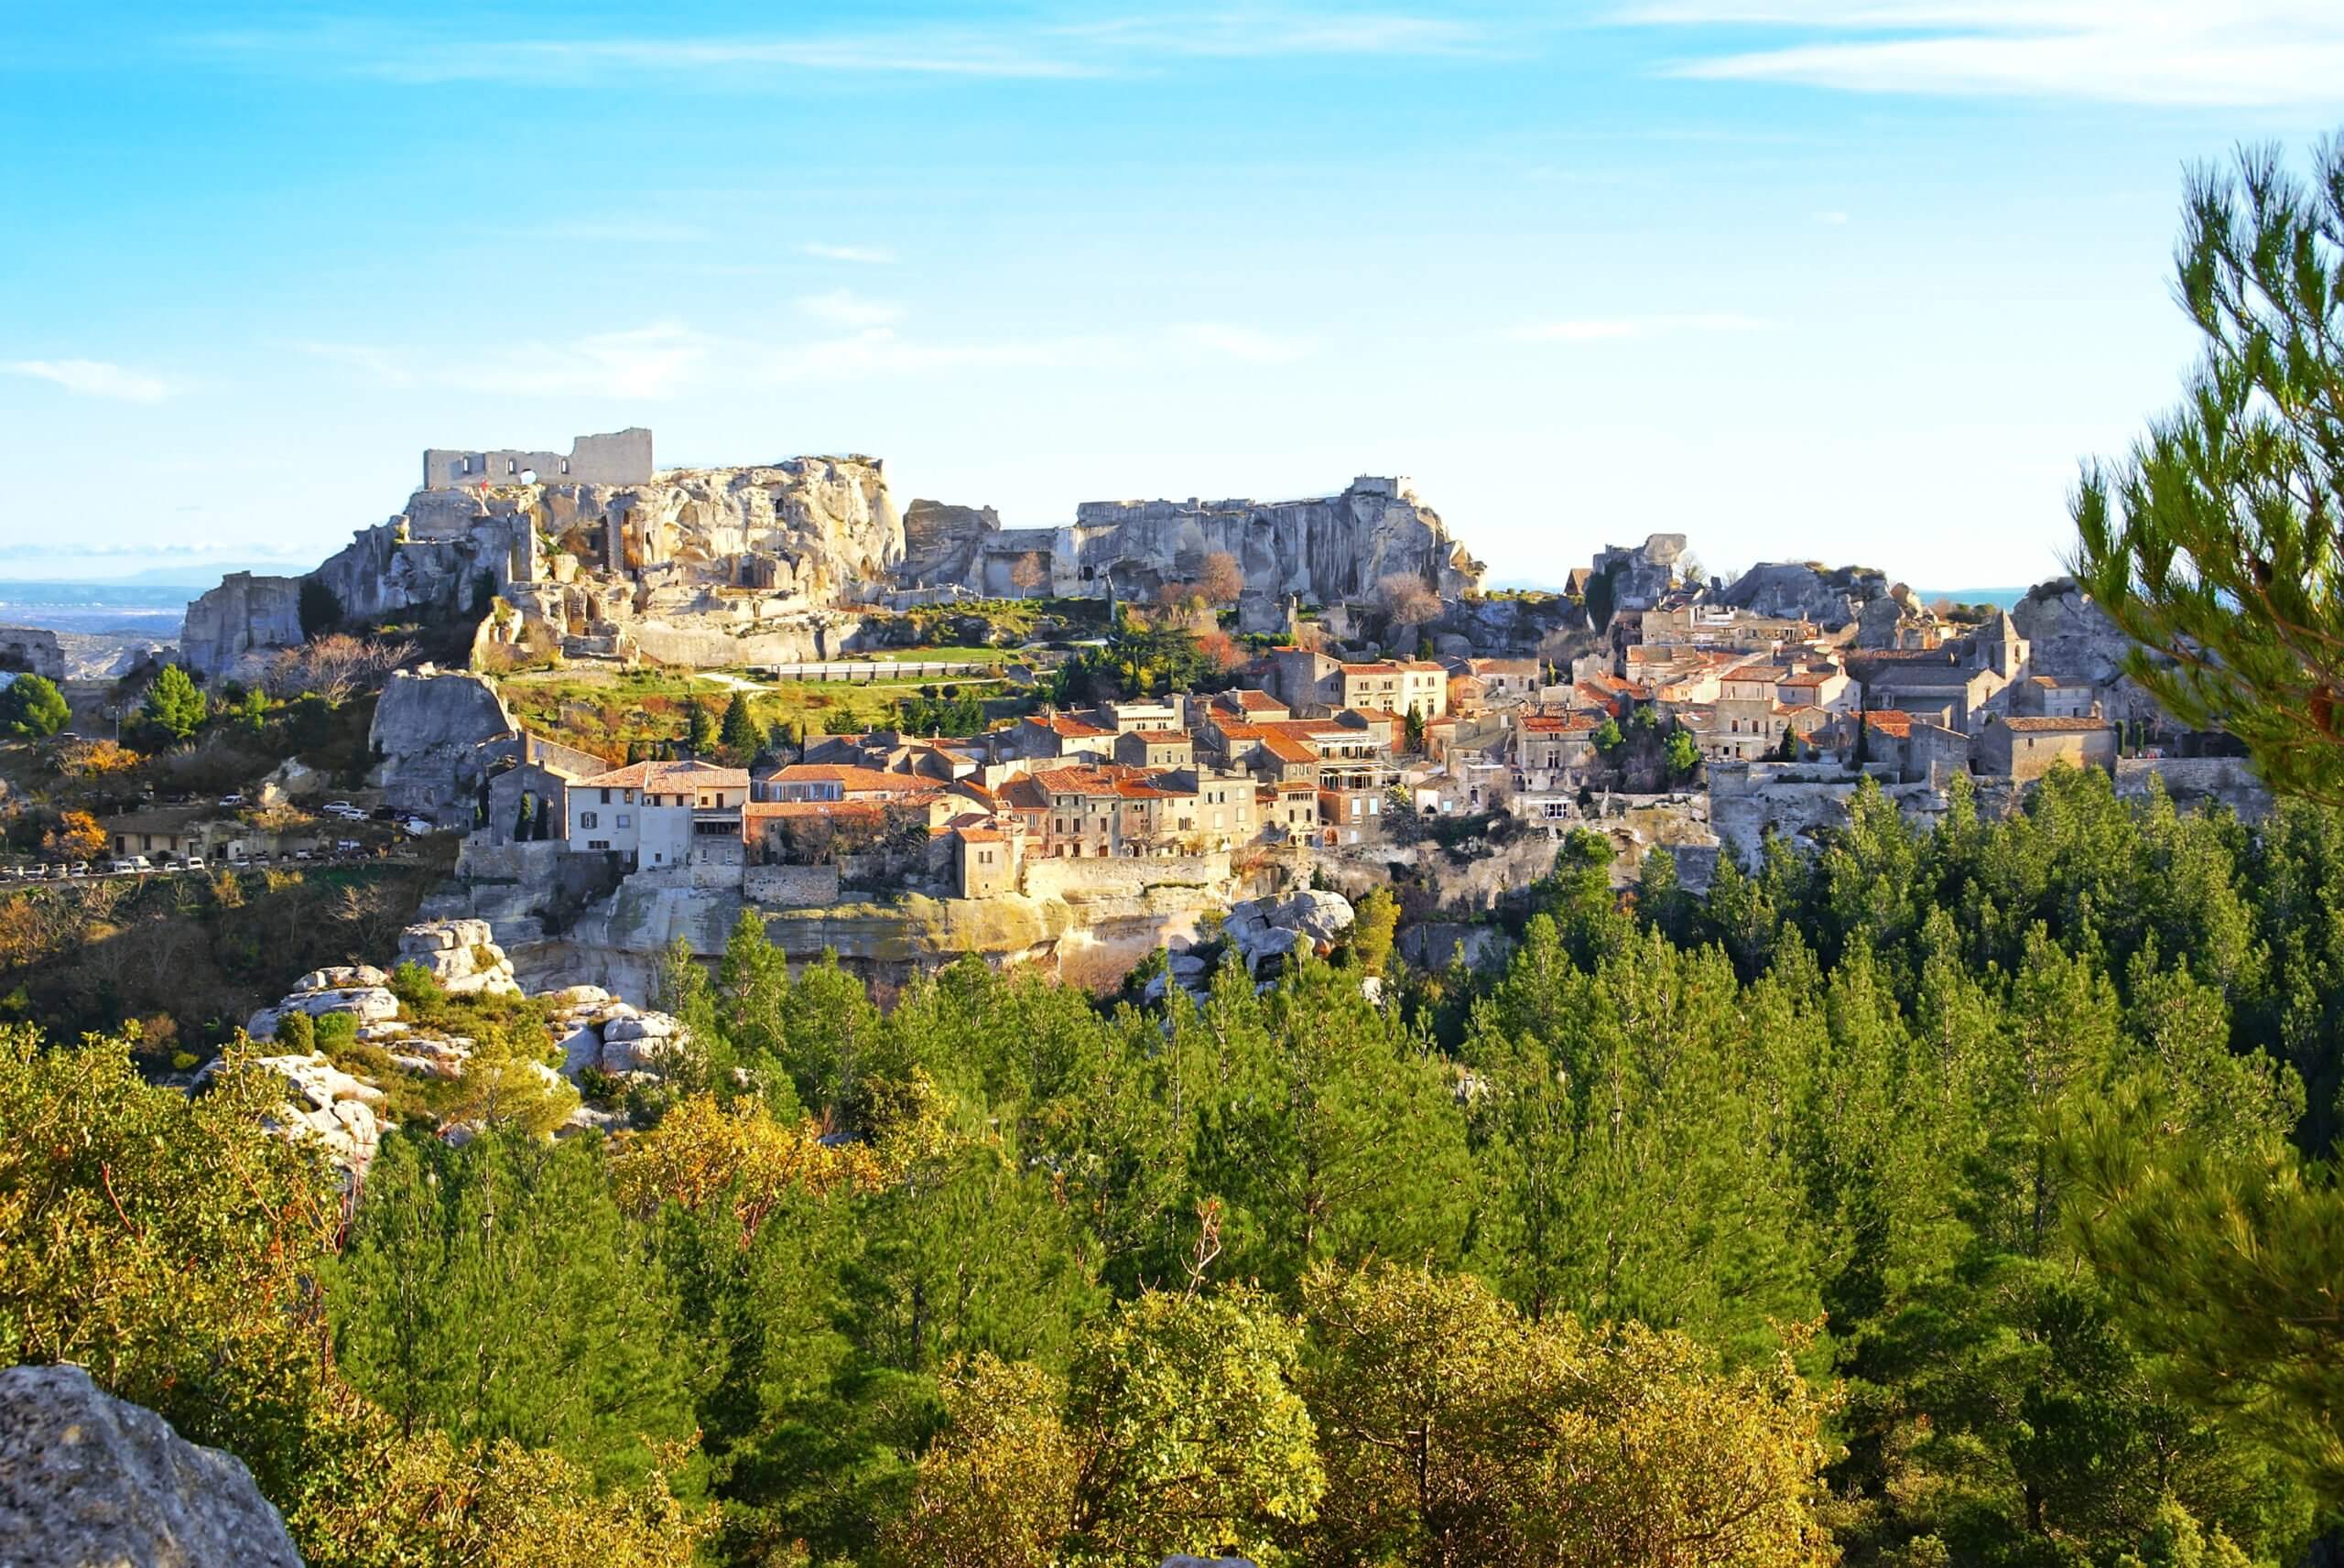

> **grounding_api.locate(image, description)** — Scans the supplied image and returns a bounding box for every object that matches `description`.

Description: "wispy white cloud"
[0,536,303,559]
[800,243,898,265]
[1510,313,1774,342]
[796,289,908,330]
[182,10,1491,85]
[453,323,720,400]
[290,340,416,388]
[288,312,1319,400]
[4,358,176,402]
[1617,1,2344,107]
[1167,322,1318,364]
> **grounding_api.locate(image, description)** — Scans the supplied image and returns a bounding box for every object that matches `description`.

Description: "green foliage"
[140,663,206,741]
[2074,137,2344,804]
[718,689,759,757]
[684,697,719,755]
[1665,726,1700,777]
[1591,716,1623,752]
[0,673,70,738]
[328,1128,695,1487]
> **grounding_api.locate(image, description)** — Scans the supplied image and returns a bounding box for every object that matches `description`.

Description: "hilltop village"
[1,428,2261,1006]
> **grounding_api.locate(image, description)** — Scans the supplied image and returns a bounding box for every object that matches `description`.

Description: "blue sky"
[4,3,2341,589]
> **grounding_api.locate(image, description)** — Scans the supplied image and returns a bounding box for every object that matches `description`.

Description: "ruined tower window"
[508,459,518,475]
[559,459,570,475]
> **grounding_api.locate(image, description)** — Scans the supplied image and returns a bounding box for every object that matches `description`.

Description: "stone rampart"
[1019,850,1233,903]
[745,863,842,906]
[424,427,653,491]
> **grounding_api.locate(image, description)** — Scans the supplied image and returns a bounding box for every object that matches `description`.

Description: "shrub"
[277,1011,316,1052]
[312,1011,358,1054]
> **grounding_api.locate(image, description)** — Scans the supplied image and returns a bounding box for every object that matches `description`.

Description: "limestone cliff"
[2011,577,2175,723]
[900,497,1001,589]
[366,666,520,826]
[1718,562,1890,630]
[1027,476,1484,612]
[179,572,305,680]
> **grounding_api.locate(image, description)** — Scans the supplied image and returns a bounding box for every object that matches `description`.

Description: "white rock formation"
[396,917,521,997]
[196,1052,385,1184]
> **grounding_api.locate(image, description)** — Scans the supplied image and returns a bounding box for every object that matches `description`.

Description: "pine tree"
[327,1128,693,1487]
[0,673,69,738]
[2074,138,2344,803]
[683,698,718,755]
[140,664,205,741]
[719,690,759,758]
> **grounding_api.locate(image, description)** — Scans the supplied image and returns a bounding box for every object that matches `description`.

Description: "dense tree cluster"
[5,762,2344,1563]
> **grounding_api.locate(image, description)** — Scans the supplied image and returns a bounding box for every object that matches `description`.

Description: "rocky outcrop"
[1718,562,1890,630]
[396,918,520,997]
[2010,578,2138,687]
[1589,534,1687,616]
[900,498,1001,589]
[0,627,65,682]
[1014,477,1482,614]
[197,1051,385,1185]
[0,1364,302,1567]
[1225,888,1356,973]
[367,666,519,825]
[179,573,303,681]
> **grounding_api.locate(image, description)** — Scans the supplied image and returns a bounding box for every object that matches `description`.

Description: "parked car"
[218,794,244,807]
[335,839,362,854]
[182,855,207,871]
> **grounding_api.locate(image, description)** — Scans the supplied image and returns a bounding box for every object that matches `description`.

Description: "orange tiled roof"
[2001,715,2111,732]
[575,759,750,790]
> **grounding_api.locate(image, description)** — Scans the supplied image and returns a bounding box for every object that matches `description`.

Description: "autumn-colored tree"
[1378,572,1441,635]
[43,810,105,863]
[1200,550,1246,605]
[1300,1262,1835,1568]
[876,1355,1080,1568]
[1009,554,1047,599]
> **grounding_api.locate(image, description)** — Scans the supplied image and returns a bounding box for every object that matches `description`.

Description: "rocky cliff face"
[0,1364,303,1567]
[367,667,521,825]
[2010,578,2177,723]
[1718,562,1890,630]
[900,498,1000,589]
[1061,478,1484,610]
[179,573,305,681]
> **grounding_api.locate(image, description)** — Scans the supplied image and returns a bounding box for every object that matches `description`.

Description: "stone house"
[951,824,1021,897]
[2013,675,2099,719]
[1974,715,2118,782]
[1114,729,1195,769]
[567,759,748,870]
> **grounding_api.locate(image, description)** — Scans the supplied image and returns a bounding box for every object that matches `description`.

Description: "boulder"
[195,1052,383,1184]
[279,987,400,1024]
[0,1364,302,1567]
[1271,889,1356,945]
[293,964,388,993]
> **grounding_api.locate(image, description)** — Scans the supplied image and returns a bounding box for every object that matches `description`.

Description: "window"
[559,458,570,475]
[579,811,599,829]
[507,458,518,475]
[588,838,611,850]
[616,813,631,828]
[600,788,612,805]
